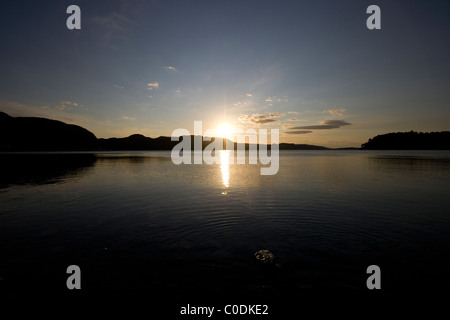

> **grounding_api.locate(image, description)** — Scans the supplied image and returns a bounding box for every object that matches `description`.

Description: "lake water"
[1,150,450,313]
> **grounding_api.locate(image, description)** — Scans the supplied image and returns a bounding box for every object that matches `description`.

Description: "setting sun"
[218,123,233,139]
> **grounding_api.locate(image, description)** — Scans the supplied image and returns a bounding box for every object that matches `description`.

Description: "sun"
[217,123,233,138]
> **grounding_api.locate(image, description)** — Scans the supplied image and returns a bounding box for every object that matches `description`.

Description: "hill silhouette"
[4,112,450,151]
[99,134,330,151]
[98,134,175,150]
[0,112,97,151]
[361,131,450,150]
[278,143,328,150]
[3,112,449,151]
[0,112,329,151]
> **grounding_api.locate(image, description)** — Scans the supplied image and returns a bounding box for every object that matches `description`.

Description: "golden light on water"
[220,150,230,188]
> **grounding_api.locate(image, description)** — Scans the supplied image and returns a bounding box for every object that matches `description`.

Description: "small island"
[361,131,450,150]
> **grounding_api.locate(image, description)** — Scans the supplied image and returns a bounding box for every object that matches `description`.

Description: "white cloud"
[233,101,248,107]
[324,108,347,116]
[164,66,177,71]
[61,100,78,106]
[246,93,253,97]
[147,82,159,90]
[54,100,79,111]
[123,116,135,121]
[238,112,281,126]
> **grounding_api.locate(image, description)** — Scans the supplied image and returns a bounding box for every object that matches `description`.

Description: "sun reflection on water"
[220,150,230,188]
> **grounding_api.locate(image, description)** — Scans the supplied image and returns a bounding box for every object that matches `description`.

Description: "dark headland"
[1,112,449,151]
[361,131,450,150]
[0,111,97,151]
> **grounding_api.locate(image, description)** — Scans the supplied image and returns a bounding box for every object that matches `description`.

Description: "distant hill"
[11,112,449,152]
[98,134,175,150]
[0,111,97,151]
[278,143,329,150]
[0,112,330,151]
[98,135,330,151]
[361,131,450,150]
[99,134,231,150]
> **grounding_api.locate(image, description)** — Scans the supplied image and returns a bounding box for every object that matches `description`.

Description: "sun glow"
[217,123,233,139]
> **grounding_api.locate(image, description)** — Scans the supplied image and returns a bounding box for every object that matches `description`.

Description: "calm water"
[1,150,450,312]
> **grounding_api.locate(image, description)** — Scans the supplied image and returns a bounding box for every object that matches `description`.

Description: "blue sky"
[0,0,449,147]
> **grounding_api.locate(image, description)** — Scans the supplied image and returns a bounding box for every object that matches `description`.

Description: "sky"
[0,0,449,147]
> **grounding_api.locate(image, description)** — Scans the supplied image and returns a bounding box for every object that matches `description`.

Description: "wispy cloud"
[147,82,159,90]
[288,120,351,130]
[324,108,347,116]
[288,118,301,122]
[114,84,124,89]
[54,100,79,111]
[90,13,132,46]
[91,13,131,31]
[264,96,287,104]
[285,130,313,134]
[288,111,300,114]
[164,66,177,71]
[246,93,253,97]
[238,112,280,125]
[61,100,78,107]
[122,116,135,121]
[233,101,249,108]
